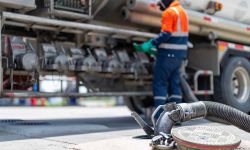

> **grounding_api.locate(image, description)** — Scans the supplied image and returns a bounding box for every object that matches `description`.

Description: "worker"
[134,0,189,108]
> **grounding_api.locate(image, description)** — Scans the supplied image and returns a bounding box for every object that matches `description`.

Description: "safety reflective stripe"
[159,43,187,50]
[170,7,181,32]
[171,32,189,37]
[169,7,188,37]
[168,95,182,100]
[154,96,167,100]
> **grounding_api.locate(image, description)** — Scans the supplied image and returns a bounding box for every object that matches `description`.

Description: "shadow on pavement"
[0,116,141,142]
[0,116,213,142]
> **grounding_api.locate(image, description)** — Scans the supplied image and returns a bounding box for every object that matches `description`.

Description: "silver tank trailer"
[81,0,250,45]
[120,0,250,45]
[4,0,250,44]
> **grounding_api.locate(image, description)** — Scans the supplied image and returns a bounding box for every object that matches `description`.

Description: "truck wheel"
[124,96,143,114]
[124,96,154,115]
[214,57,250,113]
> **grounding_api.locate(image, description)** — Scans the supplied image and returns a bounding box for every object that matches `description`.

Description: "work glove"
[133,39,157,55]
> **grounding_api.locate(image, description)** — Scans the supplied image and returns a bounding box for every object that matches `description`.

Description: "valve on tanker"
[208,31,218,46]
[55,46,70,72]
[137,51,153,73]
[115,50,149,75]
[81,48,102,72]
[206,1,223,15]
[115,50,132,74]
[41,44,70,72]
[130,52,149,76]
[94,48,122,73]
[106,51,123,73]
[68,48,85,71]
[10,36,39,72]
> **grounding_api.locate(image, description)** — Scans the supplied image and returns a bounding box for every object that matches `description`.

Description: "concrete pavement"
[0,106,248,150]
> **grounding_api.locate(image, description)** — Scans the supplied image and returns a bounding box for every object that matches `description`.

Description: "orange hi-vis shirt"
[161,1,189,33]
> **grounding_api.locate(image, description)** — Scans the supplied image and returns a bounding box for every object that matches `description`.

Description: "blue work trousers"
[153,55,183,108]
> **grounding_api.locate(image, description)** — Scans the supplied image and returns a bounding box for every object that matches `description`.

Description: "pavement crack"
[43,138,77,145]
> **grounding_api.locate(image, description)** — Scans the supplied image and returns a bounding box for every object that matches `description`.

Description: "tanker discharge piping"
[154,101,250,135]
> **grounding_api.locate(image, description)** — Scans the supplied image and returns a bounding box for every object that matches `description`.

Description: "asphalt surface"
[0,106,248,150]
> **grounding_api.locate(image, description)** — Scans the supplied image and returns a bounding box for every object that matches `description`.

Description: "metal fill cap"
[172,126,241,150]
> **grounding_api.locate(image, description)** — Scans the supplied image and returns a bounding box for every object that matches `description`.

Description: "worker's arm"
[133,10,174,55]
[152,10,174,46]
[151,32,171,46]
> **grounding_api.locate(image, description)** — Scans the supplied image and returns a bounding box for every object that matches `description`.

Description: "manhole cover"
[172,126,241,150]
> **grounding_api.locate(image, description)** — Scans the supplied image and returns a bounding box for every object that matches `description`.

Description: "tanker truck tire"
[124,96,143,114]
[214,57,250,114]
[124,96,154,116]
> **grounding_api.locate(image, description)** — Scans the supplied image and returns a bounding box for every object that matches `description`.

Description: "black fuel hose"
[203,101,250,132]
[180,74,230,124]
[155,101,250,135]
[180,75,198,103]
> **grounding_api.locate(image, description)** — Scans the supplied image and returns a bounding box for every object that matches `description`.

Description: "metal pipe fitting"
[154,101,250,135]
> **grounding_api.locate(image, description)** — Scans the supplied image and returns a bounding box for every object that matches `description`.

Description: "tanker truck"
[0,0,250,114]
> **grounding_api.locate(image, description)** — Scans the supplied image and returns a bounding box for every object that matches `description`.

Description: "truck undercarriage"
[0,0,250,114]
